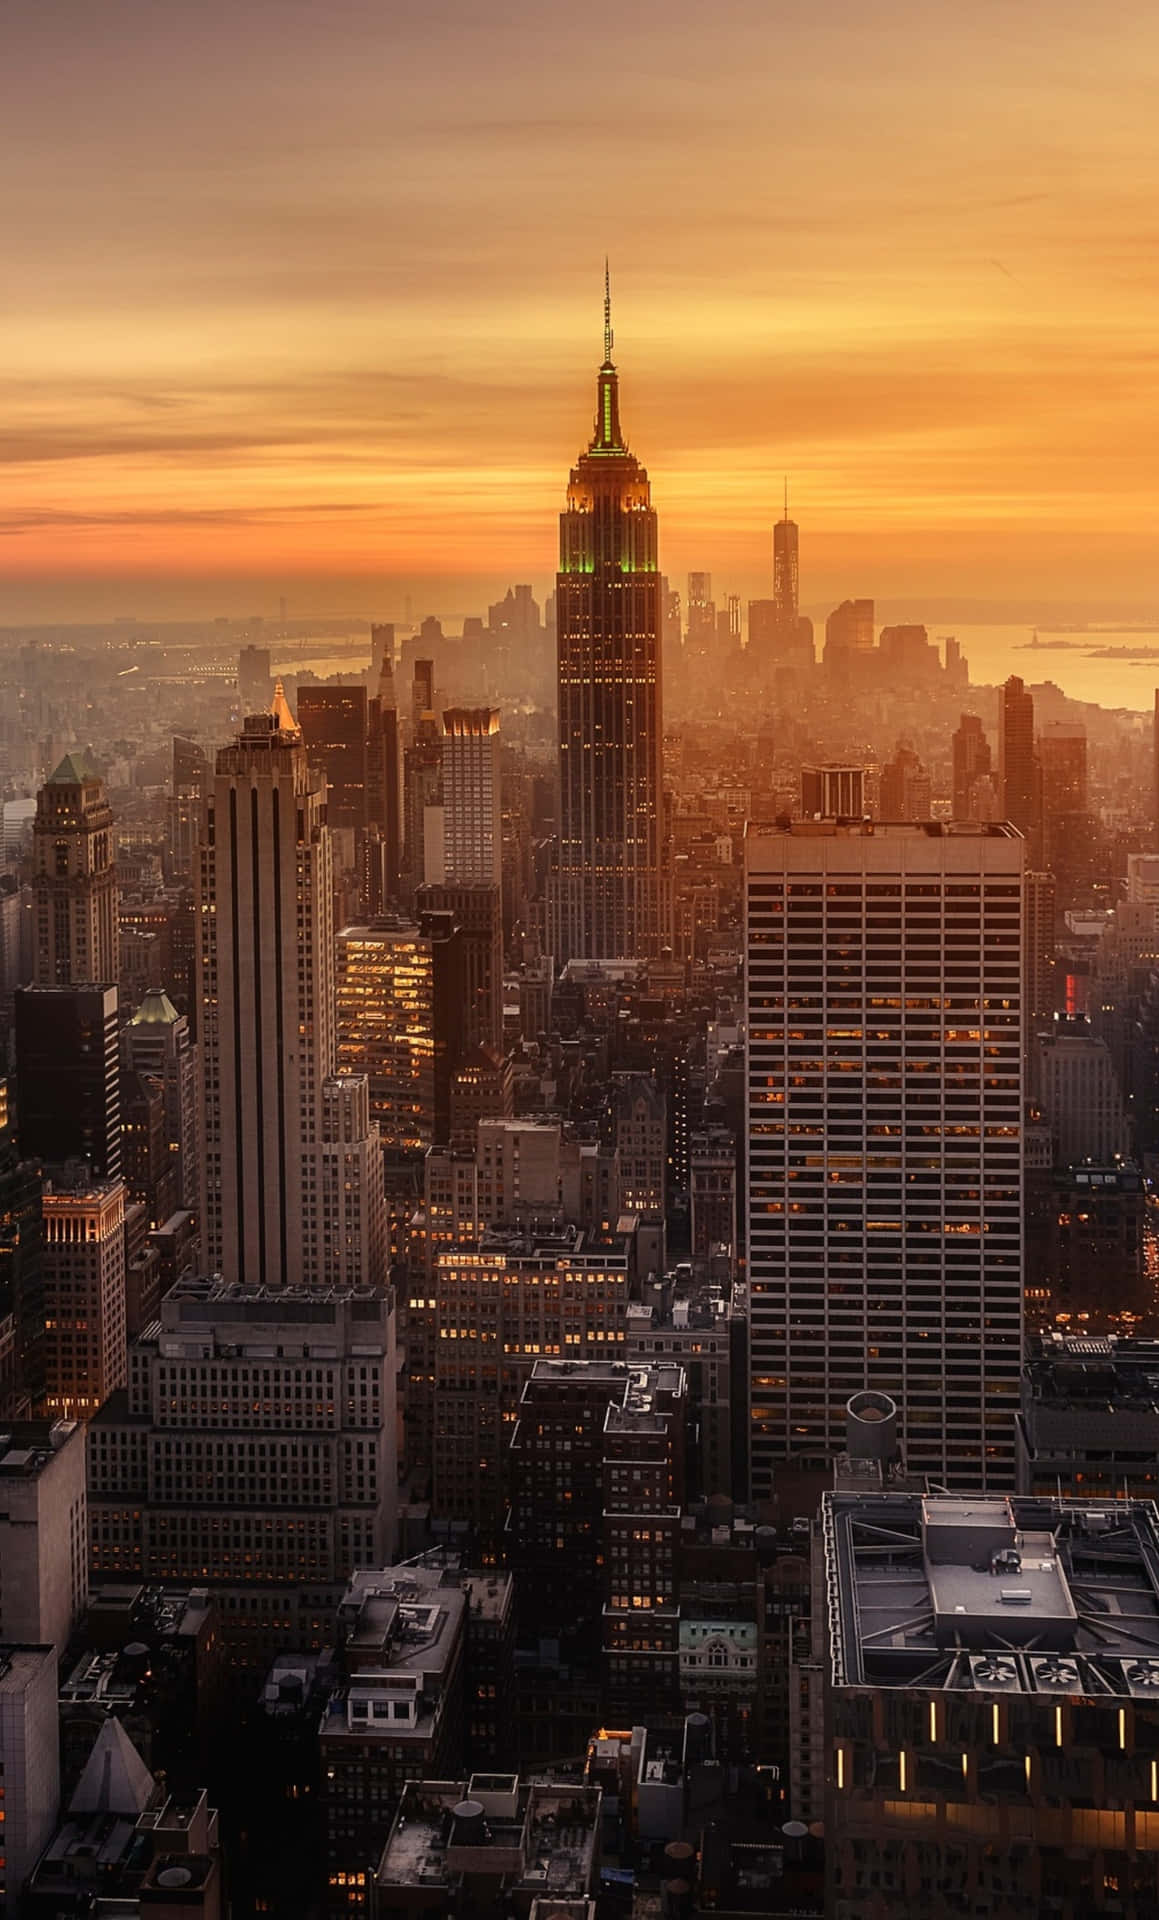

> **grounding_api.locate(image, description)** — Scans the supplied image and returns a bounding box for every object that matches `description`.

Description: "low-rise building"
[375,1776,601,1915]
[319,1566,467,1916]
[25,1717,221,1918]
[1017,1333,1159,1498]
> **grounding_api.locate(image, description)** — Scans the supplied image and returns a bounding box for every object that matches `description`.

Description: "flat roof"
[825,1492,1159,1693]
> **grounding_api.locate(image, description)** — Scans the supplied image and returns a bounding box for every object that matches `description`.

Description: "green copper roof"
[46,749,100,785]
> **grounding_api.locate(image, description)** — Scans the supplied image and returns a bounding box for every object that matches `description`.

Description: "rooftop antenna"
[783,474,790,521]
[604,258,614,365]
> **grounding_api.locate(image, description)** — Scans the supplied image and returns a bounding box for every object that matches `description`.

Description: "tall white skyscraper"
[197,690,384,1289]
[745,821,1024,1495]
[442,707,502,886]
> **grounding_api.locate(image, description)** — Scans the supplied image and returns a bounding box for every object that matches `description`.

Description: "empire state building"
[548,281,671,962]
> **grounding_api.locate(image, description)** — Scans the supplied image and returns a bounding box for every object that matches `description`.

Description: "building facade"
[32,753,118,988]
[746,820,1024,1496]
[87,1277,398,1657]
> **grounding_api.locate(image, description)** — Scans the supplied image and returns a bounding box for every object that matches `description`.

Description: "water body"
[934,627,1159,713]
[277,627,1159,715]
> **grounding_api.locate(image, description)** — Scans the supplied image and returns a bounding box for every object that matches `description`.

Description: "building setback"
[87,1277,398,1659]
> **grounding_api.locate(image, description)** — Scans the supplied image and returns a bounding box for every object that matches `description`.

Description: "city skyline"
[4,0,1158,619]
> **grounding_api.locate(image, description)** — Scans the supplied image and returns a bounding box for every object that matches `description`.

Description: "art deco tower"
[197,685,386,1292]
[549,278,670,961]
[33,752,118,986]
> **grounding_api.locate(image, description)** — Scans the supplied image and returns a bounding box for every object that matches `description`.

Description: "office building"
[1026,1161,1147,1331]
[1017,1334,1159,1498]
[951,714,992,819]
[410,1221,634,1542]
[402,714,444,897]
[375,1777,601,1916]
[442,707,502,886]
[548,285,670,961]
[0,1645,62,1910]
[878,744,931,820]
[26,1718,222,1918]
[238,643,272,714]
[15,984,121,1180]
[448,1044,514,1149]
[689,1126,737,1267]
[0,1080,42,1414]
[824,598,874,668]
[88,1277,398,1657]
[319,1566,466,1916]
[32,752,118,987]
[0,1419,86,1655]
[1037,1015,1129,1163]
[123,986,199,1212]
[613,1073,666,1215]
[507,1357,685,1716]
[601,1361,686,1715]
[999,673,1040,854]
[821,1491,1159,1917]
[800,765,867,819]
[119,1067,177,1229]
[337,916,465,1148]
[319,1073,388,1291]
[197,692,381,1289]
[366,652,402,906]
[416,879,503,1053]
[1025,869,1057,1041]
[298,684,369,832]
[170,735,209,881]
[411,658,435,734]
[41,1172,126,1420]
[746,820,1024,1497]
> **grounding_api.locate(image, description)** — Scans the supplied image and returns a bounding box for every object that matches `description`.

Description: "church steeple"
[590,262,625,454]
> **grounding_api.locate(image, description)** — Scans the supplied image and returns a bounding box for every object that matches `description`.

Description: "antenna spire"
[604,259,614,366]
[783,475,789,521]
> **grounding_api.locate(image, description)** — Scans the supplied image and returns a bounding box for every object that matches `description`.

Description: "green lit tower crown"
[549,275,671,962]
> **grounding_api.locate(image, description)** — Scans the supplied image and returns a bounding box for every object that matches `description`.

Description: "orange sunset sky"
[3,0,1157,621]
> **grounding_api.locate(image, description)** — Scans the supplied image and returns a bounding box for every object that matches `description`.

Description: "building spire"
[591,263,624,454]
[269,677,300,738]
[783,475,790,522]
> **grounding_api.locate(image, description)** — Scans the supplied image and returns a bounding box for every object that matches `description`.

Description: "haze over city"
[4,0,1158,621]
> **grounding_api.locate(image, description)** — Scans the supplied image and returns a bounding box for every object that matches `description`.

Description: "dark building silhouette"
[365,652,402,906]
[297,684,369,833]
[15,984,121,1180]
[951,713,992,819]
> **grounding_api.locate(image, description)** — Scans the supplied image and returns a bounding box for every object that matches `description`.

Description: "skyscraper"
[442,708,502,887]
[365,652,402,907]
[197,689,383,1290]
[745,820,1024,1498]
[773,489,798,631]
[999,674,1040,854]
[951,713,992,819]
[549,280,670,962]
[15,985,121,1180]
[32,753,118,987]
[297,685,369,833]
